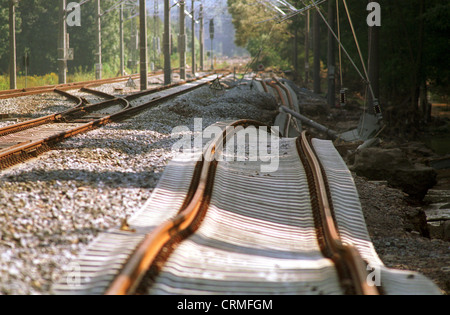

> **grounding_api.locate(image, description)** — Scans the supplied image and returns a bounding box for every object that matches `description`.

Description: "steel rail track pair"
[104,119,377,295]
[105,120,273,295]
[0,68,213,100]
[0,70,172,100]
[0,73,142,100]
[0,72,227,171]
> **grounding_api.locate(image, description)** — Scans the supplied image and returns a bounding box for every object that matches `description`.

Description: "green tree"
[16,0,58,75]
[0,2,12,74]
[228,0,449,135]
[0,0,130,77]
[228,0,291,70]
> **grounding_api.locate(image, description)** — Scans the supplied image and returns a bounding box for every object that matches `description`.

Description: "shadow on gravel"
[55,135,176,155]
[1,169,161,189]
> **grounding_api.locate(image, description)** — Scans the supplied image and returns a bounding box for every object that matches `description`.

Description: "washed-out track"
[52,79,441,295]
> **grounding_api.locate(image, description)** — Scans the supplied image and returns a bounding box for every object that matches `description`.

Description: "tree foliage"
[228,0,449,130]
[228,0,292,70]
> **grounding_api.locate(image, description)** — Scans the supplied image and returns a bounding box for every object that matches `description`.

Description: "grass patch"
[0,65,134,91]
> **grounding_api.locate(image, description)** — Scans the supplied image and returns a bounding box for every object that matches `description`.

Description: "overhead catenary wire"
[277,0,298,12]
[277,0,328,23]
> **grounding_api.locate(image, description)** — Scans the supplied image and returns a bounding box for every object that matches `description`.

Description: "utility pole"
[199,2,204,71]
[153,0,160,70]
[58,0,67,84]
[179,0,187,80]
[96,0,102,80]
[209,18,214,70]
[140,0,148,90]
[120,3,124,76]
[368,11,379,108]
[191,0,196,76]
[304,11,310,88]
[313,10,321,94]
[163,0,172,85]
[293,28,298,80]
[327,0,335,109]
[9,0,17,90]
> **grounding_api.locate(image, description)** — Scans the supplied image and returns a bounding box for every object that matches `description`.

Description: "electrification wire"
[277,0,327,23]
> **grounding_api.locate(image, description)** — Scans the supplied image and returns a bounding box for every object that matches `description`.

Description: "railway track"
[52,98,441,295]
[0,72,226,170]
[0,72,147,100]
[0,68,218,101]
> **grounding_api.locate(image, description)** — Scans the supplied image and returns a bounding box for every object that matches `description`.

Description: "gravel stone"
[0,93,73,119]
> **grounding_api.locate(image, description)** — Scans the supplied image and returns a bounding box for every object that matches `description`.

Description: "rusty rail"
[297,131,379,295]
[105,120,268,295]
[0,67,207,100]
[105,125,380,295]
[0,73,140,100]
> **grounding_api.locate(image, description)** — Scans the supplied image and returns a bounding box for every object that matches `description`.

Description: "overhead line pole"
[199,2,204,71]
[209,18,214,70]
[94,0,129,78]
[304,10,310,87]
[96,0,102,80]
[327,0,335,109]
[120,3,125,76]
[313,10,320,94]
[163,0,172,85]
[9,0,17,90]
[153,0,159,70]
[58,0,67,84]
[179,0,187,80]
[191,0,196,76]
[368,0,379,109]
[139,0,148,90]
[293,26,298,80]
